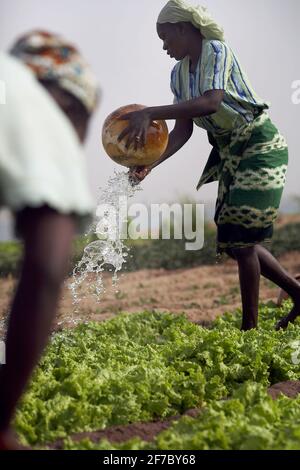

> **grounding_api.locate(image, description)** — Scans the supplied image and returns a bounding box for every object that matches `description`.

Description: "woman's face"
[156,23,189,61]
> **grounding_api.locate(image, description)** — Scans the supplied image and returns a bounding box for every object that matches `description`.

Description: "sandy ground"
[1,250,300,336]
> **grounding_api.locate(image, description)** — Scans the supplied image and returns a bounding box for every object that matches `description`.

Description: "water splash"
[69,170,140,307]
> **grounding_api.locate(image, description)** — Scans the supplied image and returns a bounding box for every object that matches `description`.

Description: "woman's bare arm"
[119,90,224,150]
[129,118,193,184]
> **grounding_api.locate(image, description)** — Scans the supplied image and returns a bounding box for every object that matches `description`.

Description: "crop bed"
[12,300,300,450]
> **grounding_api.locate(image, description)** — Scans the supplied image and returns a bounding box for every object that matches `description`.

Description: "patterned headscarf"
[157,0,225,41]
[10,30,99,114]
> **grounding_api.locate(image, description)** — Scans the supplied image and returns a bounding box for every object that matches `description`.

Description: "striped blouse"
[170,40,269,136]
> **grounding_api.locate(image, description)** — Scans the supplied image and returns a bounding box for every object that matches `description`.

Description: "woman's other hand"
[128,165,152,185]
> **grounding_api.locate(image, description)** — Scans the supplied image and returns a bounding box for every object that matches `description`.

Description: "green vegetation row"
[15,302,300,447]
[64,382,300,450]
[1,222,300,276]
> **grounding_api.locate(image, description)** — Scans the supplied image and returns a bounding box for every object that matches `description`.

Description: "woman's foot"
[276,302,300,330]
[276,274,300,330]
[0,428,27,450]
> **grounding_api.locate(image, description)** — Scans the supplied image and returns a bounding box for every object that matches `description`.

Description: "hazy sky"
[1,0,299,210]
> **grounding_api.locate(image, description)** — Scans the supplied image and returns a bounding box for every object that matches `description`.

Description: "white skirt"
[0,53,94,231]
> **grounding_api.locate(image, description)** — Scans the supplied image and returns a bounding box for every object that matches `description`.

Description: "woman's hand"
[118,108,151,151]
[128,165,152,186]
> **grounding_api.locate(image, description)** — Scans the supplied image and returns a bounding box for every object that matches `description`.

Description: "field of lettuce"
[14,301,300,450]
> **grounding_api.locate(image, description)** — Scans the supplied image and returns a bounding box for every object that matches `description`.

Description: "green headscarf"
[157,0,225,41]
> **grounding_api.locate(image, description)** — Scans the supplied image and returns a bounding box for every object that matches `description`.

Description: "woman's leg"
[255,245,300,329]
[227,245,300,329]
[0,206,75,449]
[231,246,261,331]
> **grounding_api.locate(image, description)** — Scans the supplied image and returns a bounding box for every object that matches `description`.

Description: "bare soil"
[1,251,300,336]
[267,380,300,399]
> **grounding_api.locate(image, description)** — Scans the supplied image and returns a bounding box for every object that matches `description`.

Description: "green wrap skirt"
[197,112,289,254]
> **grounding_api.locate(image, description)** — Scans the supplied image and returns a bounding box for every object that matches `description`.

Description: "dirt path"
[1,251,300,335]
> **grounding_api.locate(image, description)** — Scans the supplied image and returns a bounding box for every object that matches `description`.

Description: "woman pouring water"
[118,0,300,332]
